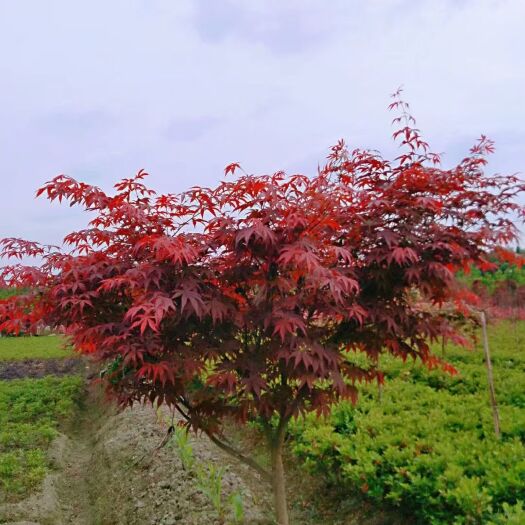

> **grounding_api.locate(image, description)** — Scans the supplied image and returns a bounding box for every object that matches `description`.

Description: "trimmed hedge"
[290,321,525,524]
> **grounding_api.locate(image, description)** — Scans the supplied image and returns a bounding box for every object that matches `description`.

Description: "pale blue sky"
[1,0,524,247]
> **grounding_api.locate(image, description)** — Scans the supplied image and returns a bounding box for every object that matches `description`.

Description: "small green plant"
[170,427,245,524]
[196,463,226,520]
[289,321,525,525]
[488,501,525,525]
[172,426,195,471]
[229,490,246,524]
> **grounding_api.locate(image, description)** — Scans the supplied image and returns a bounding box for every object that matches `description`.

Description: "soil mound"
[0,358,82,380]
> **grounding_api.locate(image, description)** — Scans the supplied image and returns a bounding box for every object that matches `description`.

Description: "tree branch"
[204,429,272,483]
[174,398,271,483]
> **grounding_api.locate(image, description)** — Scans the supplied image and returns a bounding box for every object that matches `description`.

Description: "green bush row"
[0,376,83,501]
[289,321,525,524]
[459,263,525,294]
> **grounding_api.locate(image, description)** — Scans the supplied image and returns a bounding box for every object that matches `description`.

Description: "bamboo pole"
[479,311,500,438]
[377,355,383,402]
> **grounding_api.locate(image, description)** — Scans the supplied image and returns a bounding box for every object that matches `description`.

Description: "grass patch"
[0,288,28,300]
[0,335,73,362]
[0,375,83,502]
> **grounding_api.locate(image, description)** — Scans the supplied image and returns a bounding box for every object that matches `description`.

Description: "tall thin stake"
[377,355,383,402]
[480,311,500,438]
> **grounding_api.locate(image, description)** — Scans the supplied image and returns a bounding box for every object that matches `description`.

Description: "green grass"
[0,288,28,300]
[0,335,73,361]
[0,375,83,501]
[290,320,525,525]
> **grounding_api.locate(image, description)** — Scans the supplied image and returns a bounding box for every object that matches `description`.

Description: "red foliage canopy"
[1,92,524,436]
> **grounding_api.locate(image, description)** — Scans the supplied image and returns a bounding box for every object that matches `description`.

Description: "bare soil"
[1,378,404,525]
[0,359,82,380]
[1,383,273,525]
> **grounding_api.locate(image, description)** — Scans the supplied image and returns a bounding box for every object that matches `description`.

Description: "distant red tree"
[1,91,523,524]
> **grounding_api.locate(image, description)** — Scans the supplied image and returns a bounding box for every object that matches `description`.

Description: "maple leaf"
[272,313,307,341]
[208,297,229,323]
[207,371,238,393]
[224,162,241,176]
[278,242,319,272]
[173,284,206,317]
[389,247,419,266]
[235,221,277,248]
[242,375,267,397]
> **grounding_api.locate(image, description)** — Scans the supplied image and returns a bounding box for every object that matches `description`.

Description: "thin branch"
[128,424,175,469]
[174,397,271,482]
[204,429,272,483]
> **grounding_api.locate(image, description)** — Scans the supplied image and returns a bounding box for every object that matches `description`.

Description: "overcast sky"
[1,0,524,248]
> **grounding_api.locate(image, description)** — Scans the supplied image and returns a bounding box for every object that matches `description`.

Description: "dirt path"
[2,381,274,524]
[1,374,407,525]
[85,396,272,524]
[54,404,96,525]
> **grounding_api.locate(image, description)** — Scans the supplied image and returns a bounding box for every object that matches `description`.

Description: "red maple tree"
[1,91,523,524]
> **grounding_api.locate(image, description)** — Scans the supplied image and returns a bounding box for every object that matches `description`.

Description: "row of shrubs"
[0,375,83,500]
[289,321,525,524]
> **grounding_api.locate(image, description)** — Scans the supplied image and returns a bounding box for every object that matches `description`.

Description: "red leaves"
[1,92,523,441]
[272,313,307,341]
[208,371,238,393]
[134,235,199,265]
[470,135,495,156]
[388,247,419,266]
[321,273,359,304]
[278,242,320,272]
[173,284,206,318]
[0,238,51,259]
[493,247,525,268]
[241,374,267,397]
[224,162,241,176]
[235,221,277,248]
[137,361,175,386]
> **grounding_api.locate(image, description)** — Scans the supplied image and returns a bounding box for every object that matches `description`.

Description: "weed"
[170,427,246,524]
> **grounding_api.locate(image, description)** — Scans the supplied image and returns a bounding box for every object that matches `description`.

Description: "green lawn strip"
[0,288,29,300]
[0,375,83,502]
[289,321,525,525]
[0,335,73,361]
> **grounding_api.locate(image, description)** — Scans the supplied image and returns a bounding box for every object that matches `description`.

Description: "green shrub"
[0,376,82,501]
[289,321,525,525]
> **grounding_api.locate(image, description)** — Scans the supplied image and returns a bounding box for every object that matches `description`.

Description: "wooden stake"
[377,355,382,402]
[480,311,501,438]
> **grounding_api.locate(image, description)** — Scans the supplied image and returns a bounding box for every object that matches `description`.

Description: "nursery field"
[0,375,82,501]
[290,320,525,524]
[0,336,82,504]
[0,323,524,524]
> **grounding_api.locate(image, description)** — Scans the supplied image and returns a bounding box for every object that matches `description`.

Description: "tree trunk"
[269,423,290,525]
